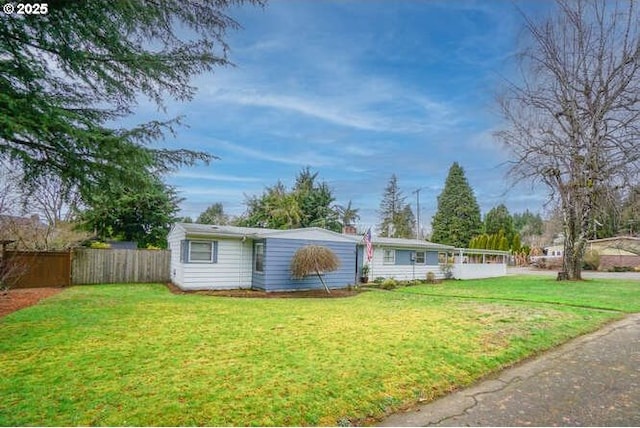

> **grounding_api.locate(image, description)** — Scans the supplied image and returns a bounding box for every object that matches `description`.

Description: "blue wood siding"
[261,238,356,291]
[426,251,439,265]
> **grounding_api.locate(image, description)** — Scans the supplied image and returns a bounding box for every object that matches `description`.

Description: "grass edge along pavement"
[0,276,637,426]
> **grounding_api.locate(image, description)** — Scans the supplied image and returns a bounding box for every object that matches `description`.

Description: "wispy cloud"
[214,138,336,167]
[171,171,262,183]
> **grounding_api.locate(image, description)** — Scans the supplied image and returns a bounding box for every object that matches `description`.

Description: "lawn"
[0,276,638,426]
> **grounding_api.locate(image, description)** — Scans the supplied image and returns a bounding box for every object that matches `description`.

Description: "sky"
[141,0,555,232]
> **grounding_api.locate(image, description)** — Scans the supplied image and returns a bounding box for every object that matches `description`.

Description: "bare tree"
[495,0,640,279]
[0,163,19,216]
[21,174,81,225]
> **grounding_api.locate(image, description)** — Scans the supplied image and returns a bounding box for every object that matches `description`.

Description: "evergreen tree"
[237,168,341,232]
[431,162,482,247]
[378,174,414,238]
[512,210,544,236]
[1,1,262,198]
[484,204,515,243]
[197,203,229,225]
[79,176,181,248]
[511,233,522,252]
[396,204,416,239]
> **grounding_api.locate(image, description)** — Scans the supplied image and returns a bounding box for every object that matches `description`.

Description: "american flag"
[364,228,373,261]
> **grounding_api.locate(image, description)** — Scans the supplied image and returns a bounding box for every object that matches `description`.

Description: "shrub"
[583,250,600,271]
[609,266,634,272]
[89,241,111,249]
[426,271,437,284]
[373,277,386,284]
[439,262,453,279]
[290,245,340,294]
[381,278,397,290]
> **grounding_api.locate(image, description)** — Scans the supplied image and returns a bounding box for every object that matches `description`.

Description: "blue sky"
[144,0,553,232]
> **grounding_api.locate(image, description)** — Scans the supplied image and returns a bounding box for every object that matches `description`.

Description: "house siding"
[261,238,356,291]
[179,237,252,290]
[367,247,443,281]
[167,226,185,288]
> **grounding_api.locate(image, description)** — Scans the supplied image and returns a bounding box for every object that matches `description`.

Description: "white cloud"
[214,139,336,167]
[171,172,262,182]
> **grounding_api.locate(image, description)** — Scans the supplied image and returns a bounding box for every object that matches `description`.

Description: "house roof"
[174,223,356,243]
[174,223,457,249]
[343,234,455,251]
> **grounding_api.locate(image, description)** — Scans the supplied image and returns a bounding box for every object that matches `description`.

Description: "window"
[255,243,264,272]
[189,241,214,263]
[415,251,425,264]
[383,249,395,264]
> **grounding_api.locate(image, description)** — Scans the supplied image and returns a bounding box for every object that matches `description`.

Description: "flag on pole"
[364,228,373,262]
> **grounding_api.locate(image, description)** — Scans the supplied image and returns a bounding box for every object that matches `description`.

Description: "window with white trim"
[255,243,264,272]
[189,241,214,263]
[415,251,425,264]
[383,249,395,264]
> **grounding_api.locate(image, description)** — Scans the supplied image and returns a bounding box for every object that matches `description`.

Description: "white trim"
[383,248,395,264]
[254,242,265,273]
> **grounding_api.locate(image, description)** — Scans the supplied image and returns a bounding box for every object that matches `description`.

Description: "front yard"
[1,276,638,426]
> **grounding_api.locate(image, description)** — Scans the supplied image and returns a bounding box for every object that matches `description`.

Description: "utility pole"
[412,187,426,240]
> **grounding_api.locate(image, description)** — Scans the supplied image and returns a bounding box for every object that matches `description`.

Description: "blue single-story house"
[168,223,506,291]
[167,223,357,291]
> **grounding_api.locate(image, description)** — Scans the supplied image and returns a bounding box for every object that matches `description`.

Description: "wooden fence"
[2,250,72,288]
[1,248,170,288]
[71,249,170,285]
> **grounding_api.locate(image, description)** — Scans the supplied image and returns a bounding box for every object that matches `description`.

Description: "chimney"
[342,225,357,235]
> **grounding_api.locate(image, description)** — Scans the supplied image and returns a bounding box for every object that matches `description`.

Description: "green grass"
[0,276,638,426]
[400,275,640,312]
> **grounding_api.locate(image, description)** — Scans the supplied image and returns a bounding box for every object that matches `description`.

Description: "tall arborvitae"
[431,162,482,247]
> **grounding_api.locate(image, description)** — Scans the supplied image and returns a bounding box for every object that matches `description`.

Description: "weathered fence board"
[71,249,170,285]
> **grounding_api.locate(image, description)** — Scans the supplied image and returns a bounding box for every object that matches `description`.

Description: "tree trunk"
[562,197,589,281]
[316,270,331,294]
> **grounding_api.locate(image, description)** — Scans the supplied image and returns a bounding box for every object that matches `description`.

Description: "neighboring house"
[167,223,356,291]
[0,214,48,249]
[543,245,564,257]
[354,236,454,281]
[587,236,640,270]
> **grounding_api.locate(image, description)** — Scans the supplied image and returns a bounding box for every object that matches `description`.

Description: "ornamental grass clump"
[290,245,340,294]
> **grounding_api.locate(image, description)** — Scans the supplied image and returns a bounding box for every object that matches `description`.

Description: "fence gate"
[2,250,72,288]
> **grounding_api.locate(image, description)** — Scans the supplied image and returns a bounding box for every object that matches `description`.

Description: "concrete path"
[378,314,640,427]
